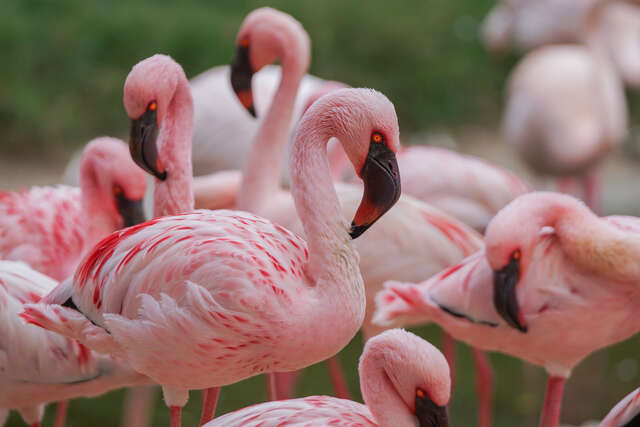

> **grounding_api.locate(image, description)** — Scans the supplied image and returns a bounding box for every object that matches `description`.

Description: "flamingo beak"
[115,193,146,227]
[493,258,527,332]
[230,45,256,118]
[349,142,401,239]
[415,392,449,427]
[129,109,166,181]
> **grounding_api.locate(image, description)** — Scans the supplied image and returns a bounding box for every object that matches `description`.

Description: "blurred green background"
[3,1,640,426]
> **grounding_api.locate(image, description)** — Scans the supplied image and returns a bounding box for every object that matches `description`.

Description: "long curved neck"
[537,195,640,283]
[237,56,306,214]
[79,160,116,249]
[154,75,194,217]
[359,348,416,426]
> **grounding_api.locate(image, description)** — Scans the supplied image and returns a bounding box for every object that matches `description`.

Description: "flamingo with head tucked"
[203,329,450,427]
[1,260,149,427]
[374,191,640,427]
[21,52,402,427]
[0,137,147,281]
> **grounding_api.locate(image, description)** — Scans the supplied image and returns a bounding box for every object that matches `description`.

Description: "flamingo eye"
[147,101,157,112]
[239,36,249,47]
[371,132,384,144]
[512,249,521,261]
[416,388,426,398]
[113,185,123,197]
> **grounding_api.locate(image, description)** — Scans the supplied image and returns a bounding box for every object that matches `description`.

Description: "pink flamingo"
[1,260,149,427]
[21,81,402,427]
[502,2,628,213]
[226,8,494,422]
[599,386,640,427]
[203,329,450,427]
[374,191,640,427]
[0,137,147,281]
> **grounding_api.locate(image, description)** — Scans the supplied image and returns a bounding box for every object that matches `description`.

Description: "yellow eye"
[372,132,383,143]
[416,388,425,398]
[513,249,521,260]
[113,186,122,196]
[239,36,249,48]
[148,101,157,112]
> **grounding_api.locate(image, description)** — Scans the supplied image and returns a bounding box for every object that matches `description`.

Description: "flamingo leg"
[121,387,156,427]
[441,331,457,389]
[556,177,578,197]
[539,376,566,427]
[273,371,301,399]
[53,400,68,427]
[583,171,601,215]
[267,373,280,400]
[472,349,493,427]
[199,387,220,426]
[169,406,181,427]
[327,355,351,399]
[30,424,41,427]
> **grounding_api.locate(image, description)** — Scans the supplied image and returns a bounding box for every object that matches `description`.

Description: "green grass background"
[3,1,640,426]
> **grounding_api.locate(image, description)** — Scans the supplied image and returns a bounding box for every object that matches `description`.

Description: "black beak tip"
[248,105,257,118]
[349,223,369,239]
[155,170,168,181]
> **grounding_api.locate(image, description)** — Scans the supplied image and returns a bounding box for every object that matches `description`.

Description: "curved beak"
[493,258,527,332]
[115,193,146,227]
[230,45,256,117]
[349,142,401,239]
[129,109,166,181]
[415,394,449,427]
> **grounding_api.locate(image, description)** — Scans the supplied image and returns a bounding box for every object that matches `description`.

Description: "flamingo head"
[80,137,147,228]
[361,329,450,426]
[485,191,579,332]
[230,7,311,118]
[123,54,186,181]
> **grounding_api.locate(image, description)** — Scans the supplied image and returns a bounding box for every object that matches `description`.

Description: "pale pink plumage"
[374,191,640,426]
[0,260,149,427]
[23,76,402,427]
[204,329,450,427]
[0,137,147,281]
[599,386,640,427]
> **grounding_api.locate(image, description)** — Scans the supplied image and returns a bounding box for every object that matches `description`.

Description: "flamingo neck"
[359,347,416,426]
[154,75,194,217]
[79,160,117,250]
[237,56,306,214]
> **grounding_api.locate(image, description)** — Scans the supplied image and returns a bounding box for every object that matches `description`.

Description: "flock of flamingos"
[4,1,640,426]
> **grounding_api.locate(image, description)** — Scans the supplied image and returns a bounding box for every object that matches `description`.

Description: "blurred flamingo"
[599,386,640,426]
[22,79,402,427]
[1,260,149,427]
[374,191,640,427]
[203,329,450,427]
[0,137,146,281]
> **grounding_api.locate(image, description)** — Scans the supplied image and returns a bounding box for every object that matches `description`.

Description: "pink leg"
[556,177,578,197]
[170,406,181,427]
[327,355,350,399]
[30,423,41,427]
[267,373,280,401]
[539,376,566,427]
[53,400,68,427]
[121,387,156,427]
[273,371,301,399]
[472,349,493,427]
[199,388,220,425]
[583,172,601,214]
[441,331,457,389]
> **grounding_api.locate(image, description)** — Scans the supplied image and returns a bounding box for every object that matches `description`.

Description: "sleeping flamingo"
[21,76,402,427]
[0,137,146,281]
[599,386,640,426]
[374,191,640,427]
[203,329,450,427]
[1,260,150,427]
[502,2,628,213]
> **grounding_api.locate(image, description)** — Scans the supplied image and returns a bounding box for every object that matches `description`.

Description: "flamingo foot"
[539,376,566,427]
[327,355,351,399]
[199,387,220,425]
[441,331,457,389]
[170,406,181,427]
[53,400,68,427]
[472,349,493,427]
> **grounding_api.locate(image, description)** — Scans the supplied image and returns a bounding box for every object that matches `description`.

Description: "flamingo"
[502,1,628,214]
[0,260,150,427]
[599,386,640,426]
[202,329,450,427]
[374,191,640,427]
[0,137,147,281]
[21,75,402,427]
